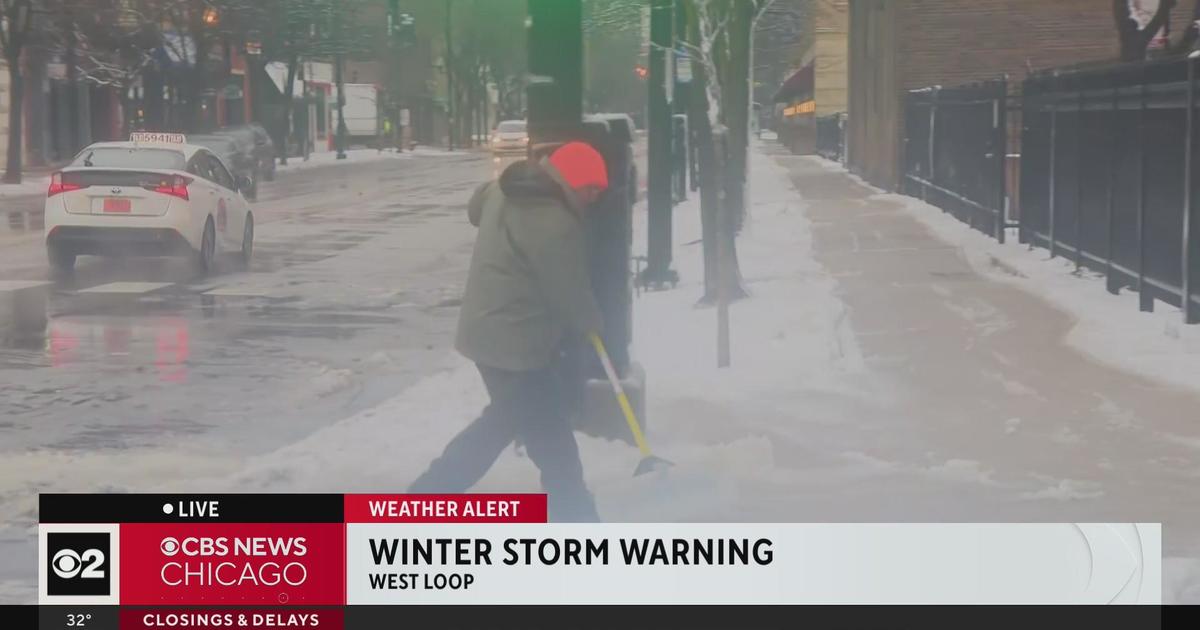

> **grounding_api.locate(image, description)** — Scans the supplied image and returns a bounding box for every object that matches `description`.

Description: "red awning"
[773,63,815,104]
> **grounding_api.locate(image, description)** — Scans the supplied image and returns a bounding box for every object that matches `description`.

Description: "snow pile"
[0,448,241,540]
[191,142,861,521]
[0,176,50,199]
[0,147,458,197]
[817,160,1200,397]
[276,146,465,173]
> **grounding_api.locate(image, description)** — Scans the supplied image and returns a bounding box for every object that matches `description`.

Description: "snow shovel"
[588,332,673,476]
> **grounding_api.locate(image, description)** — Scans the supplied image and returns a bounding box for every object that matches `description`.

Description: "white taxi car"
[44,132,255,275]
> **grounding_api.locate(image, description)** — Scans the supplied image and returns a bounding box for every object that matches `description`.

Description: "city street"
[3,140,1200,603]
[0,150,493,599]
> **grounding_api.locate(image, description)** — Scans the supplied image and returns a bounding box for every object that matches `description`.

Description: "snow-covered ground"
[275,146,460,173]
[184,142,862,525]
[0,175,50,199]
[0,147,462,199]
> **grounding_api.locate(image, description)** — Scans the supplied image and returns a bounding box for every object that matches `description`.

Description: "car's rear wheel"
[194,218,217,275]
[48,245,76,275]
[238,213,254,269]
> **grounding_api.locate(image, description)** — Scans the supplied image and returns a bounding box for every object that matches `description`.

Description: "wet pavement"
[0,151,493,598]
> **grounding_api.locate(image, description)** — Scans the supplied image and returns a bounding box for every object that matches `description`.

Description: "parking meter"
[526,0,644,444]
[672,113,688,202]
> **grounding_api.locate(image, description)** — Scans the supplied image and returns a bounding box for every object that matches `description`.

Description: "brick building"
[771,0,849,154]
[846,0,1193,189]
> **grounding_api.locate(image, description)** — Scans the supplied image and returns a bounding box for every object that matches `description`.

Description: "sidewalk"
[778,149,1200,601]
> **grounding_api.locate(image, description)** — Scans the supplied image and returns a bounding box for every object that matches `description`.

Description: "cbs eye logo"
[47,533,110,596]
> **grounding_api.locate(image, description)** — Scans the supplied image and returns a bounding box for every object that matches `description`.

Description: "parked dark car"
[188,134,260,201]
[593,113,639,207]
[214,123,276,183]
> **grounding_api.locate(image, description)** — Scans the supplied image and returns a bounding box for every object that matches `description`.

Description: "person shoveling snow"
[409,141,611,522]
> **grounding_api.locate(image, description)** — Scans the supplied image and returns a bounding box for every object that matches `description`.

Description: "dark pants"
[409,361,600,522]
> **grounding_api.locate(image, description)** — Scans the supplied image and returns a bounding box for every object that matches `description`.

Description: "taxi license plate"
[103,198,132,213]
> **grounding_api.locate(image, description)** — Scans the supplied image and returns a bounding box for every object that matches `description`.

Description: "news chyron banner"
[38,494,1161,629]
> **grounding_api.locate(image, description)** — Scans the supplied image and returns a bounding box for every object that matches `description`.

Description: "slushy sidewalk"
[775,148,1200,601]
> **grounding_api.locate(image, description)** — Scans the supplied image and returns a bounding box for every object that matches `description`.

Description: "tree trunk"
[1174,0,1200,52]
[482,74,490,139]
[712,1,750,303]
[722,0,754,231]
[686,2,721,302]
[143,66,165,131]
[335,54,347,158]
[65,19,81,154]
[280,54,299,166]
[187,6,213,133]
[119,90,134,138]
[464,78,473,147]
[4,61,23,184]
[1116,0,1176,61]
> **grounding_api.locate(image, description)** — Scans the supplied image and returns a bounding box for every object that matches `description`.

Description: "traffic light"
[634,65,649,79]
[387,1,416,47]
[398,13,416,46]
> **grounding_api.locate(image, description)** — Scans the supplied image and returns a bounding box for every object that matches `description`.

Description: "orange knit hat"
[547,141,609,192]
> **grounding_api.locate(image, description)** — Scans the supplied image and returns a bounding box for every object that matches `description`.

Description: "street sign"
[676,50,692,83]
[664,53,673,102]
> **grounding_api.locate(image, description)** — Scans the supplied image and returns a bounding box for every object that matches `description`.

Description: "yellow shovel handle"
[588,333,652,457]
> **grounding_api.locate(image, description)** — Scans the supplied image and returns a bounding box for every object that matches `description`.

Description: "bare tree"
[1,0,35,183]
[1172,0,1200,52]
[1116,0,1176,61]
[682,0,777,306]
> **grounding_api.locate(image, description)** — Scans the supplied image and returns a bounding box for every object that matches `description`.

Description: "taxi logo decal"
[130,132,186,144]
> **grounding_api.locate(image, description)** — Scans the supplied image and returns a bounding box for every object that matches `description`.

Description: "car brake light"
[152,175,191,200]
[47,172,83,197]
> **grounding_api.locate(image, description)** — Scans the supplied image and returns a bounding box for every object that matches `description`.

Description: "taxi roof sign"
[130,132,187,144]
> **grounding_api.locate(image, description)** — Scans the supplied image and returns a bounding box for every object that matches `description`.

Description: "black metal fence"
[1020,58,1200,323]
[816,113,846,163]
[903,79,1011,242]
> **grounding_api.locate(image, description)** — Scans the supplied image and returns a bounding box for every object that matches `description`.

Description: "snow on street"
[0,150,489,601]
[4,141,1200,602]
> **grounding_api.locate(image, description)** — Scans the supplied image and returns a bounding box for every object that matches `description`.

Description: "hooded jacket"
[455,159,604,371]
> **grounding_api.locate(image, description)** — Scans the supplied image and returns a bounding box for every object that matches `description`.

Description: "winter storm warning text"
[364,537,774,591]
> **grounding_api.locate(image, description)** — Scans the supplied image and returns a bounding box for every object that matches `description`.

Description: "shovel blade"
[634,455,674,476]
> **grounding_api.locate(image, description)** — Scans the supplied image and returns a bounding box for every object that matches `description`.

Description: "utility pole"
[445,0,455,151]
[645,0,676,287]
[527,0,582,143]
[334,52,347,159]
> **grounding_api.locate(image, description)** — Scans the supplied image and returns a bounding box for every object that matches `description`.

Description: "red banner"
[344,494,547,523]
[119,523,345,606]
[119,608,341,630]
